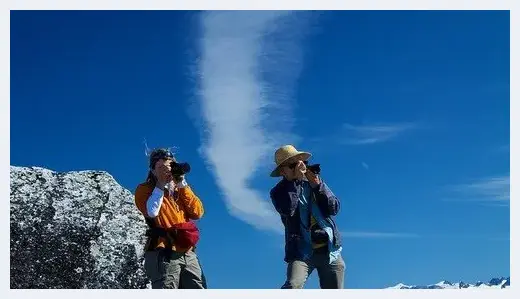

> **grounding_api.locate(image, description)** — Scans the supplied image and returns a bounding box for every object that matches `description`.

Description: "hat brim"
[270,152,312,177]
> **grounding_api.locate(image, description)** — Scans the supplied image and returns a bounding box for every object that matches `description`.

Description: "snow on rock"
[10,166,149,289]
[387,277,510,289]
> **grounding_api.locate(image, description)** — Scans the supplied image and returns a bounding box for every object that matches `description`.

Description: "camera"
[170,161,191,177]
[307,163,321,175]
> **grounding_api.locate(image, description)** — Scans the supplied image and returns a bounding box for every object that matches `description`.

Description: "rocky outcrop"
[10,166,149,289]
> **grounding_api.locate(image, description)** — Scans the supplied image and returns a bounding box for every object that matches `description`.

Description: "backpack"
[144,218,200,251]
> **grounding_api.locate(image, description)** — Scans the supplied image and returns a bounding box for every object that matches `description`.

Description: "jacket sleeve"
[146,187,165,217]
[177,186,204,220]
[312,181,340,216]
[135,184,159,218]
[270,181,298,217]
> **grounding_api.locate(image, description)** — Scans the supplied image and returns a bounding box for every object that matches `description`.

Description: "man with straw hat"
[270,145,345,289]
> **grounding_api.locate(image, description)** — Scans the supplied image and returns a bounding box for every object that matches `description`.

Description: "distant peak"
[388,276,510,289]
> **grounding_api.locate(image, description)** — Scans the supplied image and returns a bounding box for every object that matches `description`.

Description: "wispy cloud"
[341,231,510,240]
[340,122,416,145]
[445,175,510,205]
[194,11,312,232]
[342,231,419,239]
[361,162,369,170]
[428,233,511,242]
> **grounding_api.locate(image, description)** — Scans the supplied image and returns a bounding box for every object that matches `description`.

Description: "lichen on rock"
[10,166,149,289]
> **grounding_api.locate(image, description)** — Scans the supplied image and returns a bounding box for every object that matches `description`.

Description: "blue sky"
[10,10,510,289]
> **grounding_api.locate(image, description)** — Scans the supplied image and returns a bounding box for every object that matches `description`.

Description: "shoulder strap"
[144,217,178,252]
[144,217,162,250]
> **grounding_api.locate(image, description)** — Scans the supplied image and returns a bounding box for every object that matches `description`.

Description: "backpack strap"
[144,217,175,253]
[144,217,160,251]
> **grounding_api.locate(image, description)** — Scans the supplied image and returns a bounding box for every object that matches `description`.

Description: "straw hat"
[270,145,312,177]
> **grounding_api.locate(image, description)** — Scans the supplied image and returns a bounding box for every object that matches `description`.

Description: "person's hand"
[154,160,173,188]
[172,174,188,188]
[305,167,320,188]
[293,161,306,180]
[172,174,185,184]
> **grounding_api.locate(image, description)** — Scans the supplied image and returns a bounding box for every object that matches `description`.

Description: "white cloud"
[193,11,312,232]
[342,231,419,239]
[448,175,510,204]
[341,123,415,145]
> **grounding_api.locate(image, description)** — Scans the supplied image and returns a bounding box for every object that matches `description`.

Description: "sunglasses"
[285,160,309,169]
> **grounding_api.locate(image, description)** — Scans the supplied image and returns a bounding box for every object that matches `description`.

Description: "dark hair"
[145,170,157,186]
[149,148,174,169]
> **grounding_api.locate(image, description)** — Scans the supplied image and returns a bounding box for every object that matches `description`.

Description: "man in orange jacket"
[135,148,206,289]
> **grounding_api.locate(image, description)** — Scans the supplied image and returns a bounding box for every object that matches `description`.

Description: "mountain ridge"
[387,276,510,289]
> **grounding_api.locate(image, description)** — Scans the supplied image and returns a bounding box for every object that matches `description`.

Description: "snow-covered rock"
[388,277,510,289]
[10,166,149,288]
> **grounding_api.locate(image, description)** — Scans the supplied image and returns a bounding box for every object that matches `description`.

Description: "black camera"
[170,161,191,177]
[307,163,321,175]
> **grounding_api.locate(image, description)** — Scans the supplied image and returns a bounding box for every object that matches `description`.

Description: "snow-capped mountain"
[10,166,149,289]
[388,277,510,289]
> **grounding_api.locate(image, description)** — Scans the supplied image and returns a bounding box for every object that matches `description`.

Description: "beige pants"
[281,252,345,289]
[144,249,207,289]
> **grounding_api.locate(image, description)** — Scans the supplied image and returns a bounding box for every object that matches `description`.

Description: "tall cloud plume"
[193,11,313,232]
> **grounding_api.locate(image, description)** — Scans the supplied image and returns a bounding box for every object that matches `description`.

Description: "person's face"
[279,157,307,181]
[153,158,173,183]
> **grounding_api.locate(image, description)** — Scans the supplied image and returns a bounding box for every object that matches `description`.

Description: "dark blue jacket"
[270,178,342,262]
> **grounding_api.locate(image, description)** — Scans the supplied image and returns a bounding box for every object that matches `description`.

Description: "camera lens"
[170,161,191,176]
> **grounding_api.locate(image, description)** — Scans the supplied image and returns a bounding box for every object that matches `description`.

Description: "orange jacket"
[134,182,204,252]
